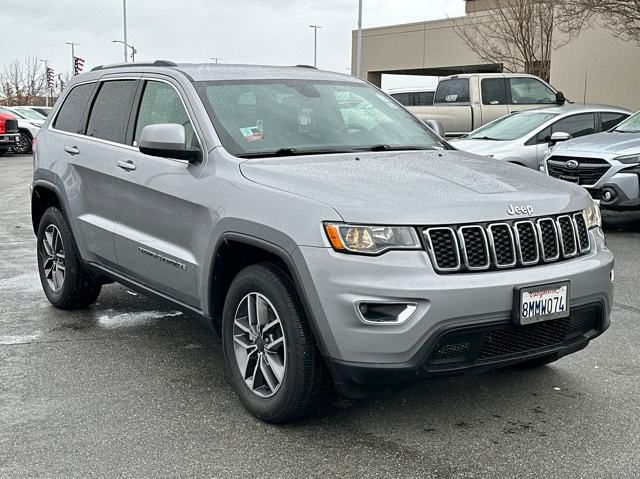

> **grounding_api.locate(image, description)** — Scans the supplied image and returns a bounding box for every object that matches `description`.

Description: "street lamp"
[66,42,79,75]
[308,24,322,67]
[111,40,137,62]
[122,0,128,62]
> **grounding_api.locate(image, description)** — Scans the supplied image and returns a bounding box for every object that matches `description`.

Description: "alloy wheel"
[41,225,65,292]
[13,133,30,154]
[232,292,287,398]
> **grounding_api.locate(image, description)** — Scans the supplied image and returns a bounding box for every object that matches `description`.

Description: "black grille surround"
[547,156,611,186]
[423,212,591,274]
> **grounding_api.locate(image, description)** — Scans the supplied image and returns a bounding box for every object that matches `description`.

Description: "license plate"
[515,281,570,325]
[559,175,579,184]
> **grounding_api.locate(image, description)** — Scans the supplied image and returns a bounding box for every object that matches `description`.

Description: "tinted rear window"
[435,79,470,103]
[53,83,95,134]
[86,80,138,144]
[481,78,507,105]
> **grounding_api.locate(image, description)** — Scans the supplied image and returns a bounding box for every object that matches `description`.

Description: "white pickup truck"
[408,73,567,138]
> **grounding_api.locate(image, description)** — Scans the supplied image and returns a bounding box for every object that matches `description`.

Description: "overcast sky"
[0,0,464,89]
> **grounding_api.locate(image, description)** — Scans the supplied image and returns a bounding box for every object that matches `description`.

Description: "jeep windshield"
[612,111,640,133]
[195,80,445,158]
[464,111,559,141]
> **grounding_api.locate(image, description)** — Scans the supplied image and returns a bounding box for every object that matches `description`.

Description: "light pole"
[112,40,137,62]
[122,0,128,62]
[65,42,79,75]
[40,59,50,107]
[309,24,322,67]
[356,0,363,78]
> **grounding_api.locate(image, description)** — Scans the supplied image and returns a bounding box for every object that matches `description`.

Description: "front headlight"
[614,154,640,165]
[324,223,421,254]
[583,201,602,229]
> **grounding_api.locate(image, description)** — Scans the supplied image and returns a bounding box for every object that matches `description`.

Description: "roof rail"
[90,60,178,72]
[295,64,318,69]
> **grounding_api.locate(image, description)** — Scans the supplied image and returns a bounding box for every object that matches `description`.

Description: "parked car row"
[444,102,639,213]
[0,105,48,154]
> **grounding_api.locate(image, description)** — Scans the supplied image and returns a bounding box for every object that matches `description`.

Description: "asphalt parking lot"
[1,153,639,478]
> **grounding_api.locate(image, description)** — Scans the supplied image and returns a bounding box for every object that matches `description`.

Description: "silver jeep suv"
[32,61,613,423]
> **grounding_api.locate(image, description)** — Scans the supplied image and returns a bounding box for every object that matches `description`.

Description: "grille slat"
[423,212,590,274]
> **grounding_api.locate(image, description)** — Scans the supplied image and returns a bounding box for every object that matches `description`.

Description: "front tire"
[13,131,32,154]
[36,207,101,309]
[222,263,326,423]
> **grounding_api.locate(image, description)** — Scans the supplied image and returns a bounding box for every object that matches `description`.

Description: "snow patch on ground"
[97,310,183,329]
[0,331,42,345]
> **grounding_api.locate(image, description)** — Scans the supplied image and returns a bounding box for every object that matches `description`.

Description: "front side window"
[53,83,95,134]
[603,112,631,131]
[508,78,557,104]
[466,111,558,141]
[86,80,138,144]
[196,80,443,157]
[481,78,507,105]
[434,79,470,104]
[133,81,198,149]
[552,113,596,138]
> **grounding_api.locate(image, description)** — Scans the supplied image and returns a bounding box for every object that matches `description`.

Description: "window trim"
[130,77,204,156]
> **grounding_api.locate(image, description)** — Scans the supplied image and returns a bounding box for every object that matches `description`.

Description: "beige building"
[352,0,640,111]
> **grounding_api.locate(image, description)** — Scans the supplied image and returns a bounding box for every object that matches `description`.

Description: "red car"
[0,112,19,155]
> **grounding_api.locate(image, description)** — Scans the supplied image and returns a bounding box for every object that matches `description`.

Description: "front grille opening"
[460,226,489,269]
[573,213,590,252]
[515,222,539,264]
[547,156,611,186]
[427,228,460,271]
[489,224,516,267]
[557,216,577,256]
[538,219,559,261]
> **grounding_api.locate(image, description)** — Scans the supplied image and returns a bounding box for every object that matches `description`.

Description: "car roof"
[77,61,361,84]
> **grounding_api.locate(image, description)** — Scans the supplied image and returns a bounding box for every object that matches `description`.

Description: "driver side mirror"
[424,119,445,138]
[138,123,200,163]
[555,91,566,105]
[549,131,571,146]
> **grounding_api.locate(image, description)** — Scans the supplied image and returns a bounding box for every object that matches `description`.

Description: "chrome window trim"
[536,218,560,262]
[424,227,461,272]
[572,212,591,253]
[556,215,578,258]
[514,221,540,266]
[457,225,490,271]
[487,223,517,268]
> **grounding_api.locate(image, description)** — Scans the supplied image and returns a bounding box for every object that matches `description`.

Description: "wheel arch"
[31,180,67,235]
[206,229,333,357]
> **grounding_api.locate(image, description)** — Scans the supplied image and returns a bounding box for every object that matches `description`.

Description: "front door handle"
[117,160,137,171]
[64,145,80,155]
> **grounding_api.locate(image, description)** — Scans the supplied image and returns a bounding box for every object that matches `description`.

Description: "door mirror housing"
[138,123,200,163]
[424,119,445,137]
[555,91,566,105]
[549,131,571,146]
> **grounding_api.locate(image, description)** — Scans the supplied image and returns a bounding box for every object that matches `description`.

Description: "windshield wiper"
[237,147,354,159]
[468,136,504,141]
[355,144,436,152]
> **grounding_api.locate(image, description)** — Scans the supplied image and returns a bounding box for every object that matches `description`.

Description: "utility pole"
[40,59,50,107]
[356,0,363,78]
[122,0,128,62]
[65,42,79,75]
[309,25,322,67]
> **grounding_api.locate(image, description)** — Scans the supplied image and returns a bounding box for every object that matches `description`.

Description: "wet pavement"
[1,154,640,478]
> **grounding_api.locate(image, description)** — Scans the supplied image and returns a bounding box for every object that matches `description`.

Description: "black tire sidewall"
[222,264,312,422]
[14,132,32,154]
[36,207,84,306]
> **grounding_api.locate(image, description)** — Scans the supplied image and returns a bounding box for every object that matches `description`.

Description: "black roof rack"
[91,60,178,72]
[295,64,318,69]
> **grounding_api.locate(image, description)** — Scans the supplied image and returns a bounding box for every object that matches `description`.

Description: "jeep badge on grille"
[507,204,534,216]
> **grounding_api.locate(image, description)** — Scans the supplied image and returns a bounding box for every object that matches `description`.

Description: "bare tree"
[570,0,640,43]
[0,56,48,106]
[454,0,592,82]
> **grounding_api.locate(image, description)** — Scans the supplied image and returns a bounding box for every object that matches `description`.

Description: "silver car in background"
[542,111,640,211]
[451,105,630,170]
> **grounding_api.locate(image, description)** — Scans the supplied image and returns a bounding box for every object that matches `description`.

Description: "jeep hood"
[240,151,591,224]
[552,131,640,156]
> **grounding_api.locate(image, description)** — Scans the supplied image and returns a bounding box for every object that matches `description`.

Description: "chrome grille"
[547,156,611,186]
[423,212,591,274]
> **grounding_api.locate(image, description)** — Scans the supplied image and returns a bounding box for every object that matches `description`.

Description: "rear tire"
[36,207,101,309]
[13,131,32,154]
[222,262,326,423]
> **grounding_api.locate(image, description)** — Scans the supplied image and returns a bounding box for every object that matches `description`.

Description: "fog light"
[602,189,614,202]
[356,302,417,325]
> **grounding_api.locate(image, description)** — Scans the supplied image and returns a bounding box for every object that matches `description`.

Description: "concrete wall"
[352,14,640,111]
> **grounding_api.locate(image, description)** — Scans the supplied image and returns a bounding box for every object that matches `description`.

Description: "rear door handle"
[64,146,80,155]
[117,160,137,171]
